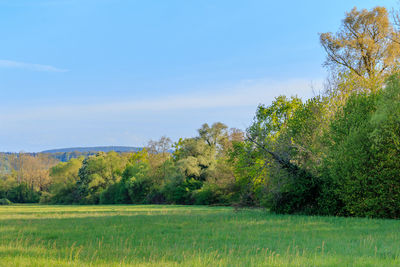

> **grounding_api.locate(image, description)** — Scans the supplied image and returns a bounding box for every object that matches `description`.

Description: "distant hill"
[38,146,144,162]
[41,146,142,153]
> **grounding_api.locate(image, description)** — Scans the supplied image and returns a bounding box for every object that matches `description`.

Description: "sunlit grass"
[0,205,399,266]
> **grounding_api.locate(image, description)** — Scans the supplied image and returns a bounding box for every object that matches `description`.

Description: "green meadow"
[0,205,399,267]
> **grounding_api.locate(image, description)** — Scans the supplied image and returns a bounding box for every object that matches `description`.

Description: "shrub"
[6,183,40,203]
[39,192,53,204]
[126,178,153,204]
[145,187,165,204]
[192,184,221,205]
[162,175,202,204]
[100,182,130,204]
[319,77,400,218]
[0,198,12,205]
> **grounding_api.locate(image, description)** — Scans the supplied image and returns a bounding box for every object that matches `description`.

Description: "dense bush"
[162,174,194,204]
[319,77,400,218]
[99,183,129,204]
[39,192,53,204]
[0,198,11,205]
[192,183,222,205]
[230,73,400,218]
[6,183,40,203]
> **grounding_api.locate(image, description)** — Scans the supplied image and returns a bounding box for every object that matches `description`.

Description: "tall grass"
[0,205,399,266]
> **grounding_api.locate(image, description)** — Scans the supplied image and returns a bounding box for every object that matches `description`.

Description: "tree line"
[2,6,400,218]
[0,126,243,206]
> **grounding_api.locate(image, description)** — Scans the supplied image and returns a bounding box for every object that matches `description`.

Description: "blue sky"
[0,0,398,152]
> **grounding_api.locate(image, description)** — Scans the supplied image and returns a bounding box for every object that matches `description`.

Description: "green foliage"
[235,75,400,218]
[192,183,223,205]
[229,141,266,206]
[127,178,153,204]
[248,95,302,143]
[162,174,202,204]
[99,182,129,204]
[0,198,11,205]
[320,76,400,218]
[76,152,128,204]
[238,95,323,213]
[47,157,83,204]
[174,138,215,181]
[123,162,152,204]
[6,183,40,203]
[39,191,53,204]
[161,173,188,204]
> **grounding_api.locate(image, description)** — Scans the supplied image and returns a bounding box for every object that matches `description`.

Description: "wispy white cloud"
[0,77,324,151]
[0,59,68,72]
[89,78,321,112]
[0,77,323,122]
[1,78,323,120]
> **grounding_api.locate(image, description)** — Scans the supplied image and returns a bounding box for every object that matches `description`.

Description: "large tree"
[320,6,400,92]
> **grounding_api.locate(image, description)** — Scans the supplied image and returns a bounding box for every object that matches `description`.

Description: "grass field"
[0,205,399,266]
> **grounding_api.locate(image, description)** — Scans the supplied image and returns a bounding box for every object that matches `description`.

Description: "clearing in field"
[0,205,399,267]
